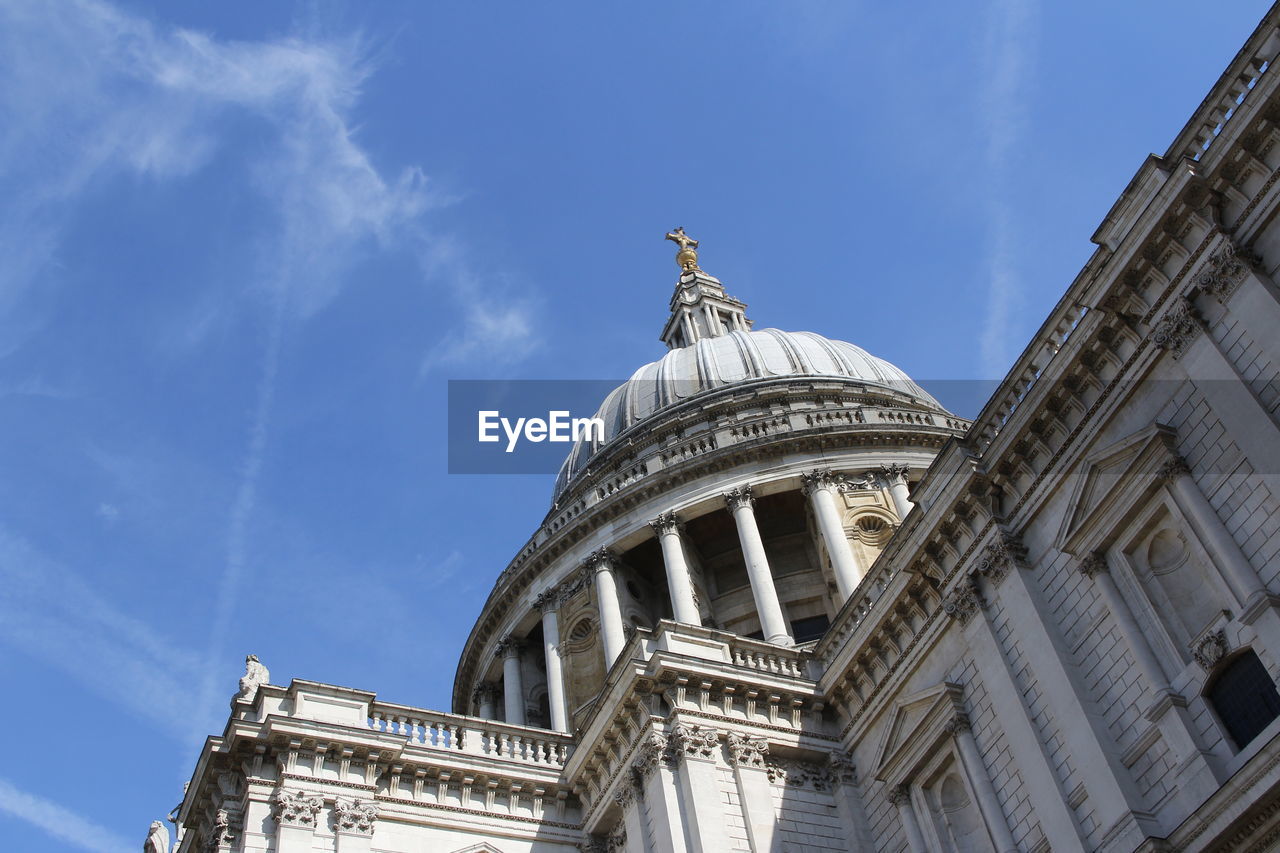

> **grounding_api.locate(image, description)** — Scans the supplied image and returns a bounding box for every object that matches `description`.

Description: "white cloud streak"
[977,0,1038,379]
[0,777,132,853]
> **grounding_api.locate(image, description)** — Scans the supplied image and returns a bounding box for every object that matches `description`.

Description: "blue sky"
[0,1,1270,849]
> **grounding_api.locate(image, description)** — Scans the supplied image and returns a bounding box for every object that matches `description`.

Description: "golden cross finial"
[665,226,700,271]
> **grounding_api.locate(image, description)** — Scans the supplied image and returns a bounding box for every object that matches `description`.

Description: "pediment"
[451,844,506,853]
[1055,423,1178,555]
[873,681,965,783]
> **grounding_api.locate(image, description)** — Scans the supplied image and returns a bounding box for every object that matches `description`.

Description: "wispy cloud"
[0,776,132,853]
[0,529,217,740]
[977,0,1039,379]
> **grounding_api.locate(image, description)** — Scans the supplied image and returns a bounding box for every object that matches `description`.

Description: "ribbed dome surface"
[552,328,940,500]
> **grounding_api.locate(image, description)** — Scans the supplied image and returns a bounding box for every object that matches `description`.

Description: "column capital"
[649,511,684,536]
[877,463,911,486]
[331,798,378,836]
[270,789,322,828]
[582,548,620,574]
[669,723,720,762]
[1151,296,1204,358]
[534,585,566,613]
[800,469,839,496]
[472,681,499,705]
[725,732,769,768]
[976,528,1026,583]
[723,484,756,511]
[495,635,524,659]
[826,750,857,786]
[1156,454,1191,481]
[943,712,972,735]
[632,732,674,778]
[887,783,912,807]
[943,577,983,624]
[1078,551,1109,578]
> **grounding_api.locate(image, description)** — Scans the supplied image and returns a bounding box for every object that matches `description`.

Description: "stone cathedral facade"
[168,10,1280,853]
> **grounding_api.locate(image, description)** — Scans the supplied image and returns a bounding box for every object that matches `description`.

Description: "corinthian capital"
[1151,297,1203,358]
[649,511,683,536]
[331,798,377,836]
[725,732,769,768]
[878,463,911,486]
[1078,551,1109,578]
[1156,454,1191,481]
[723,485,756,511]
[495,635,524,659]
[270,790,322,828]
[582,548,620,574]
[800,469,838,496]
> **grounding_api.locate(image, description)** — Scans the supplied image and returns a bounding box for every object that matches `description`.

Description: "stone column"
[878,463,913,520]
[948,715,1017,853]
[827,752,874,853]
[497,636,525,726]
[887,785,928,853]
[331,799,377,853]
[535,589,570,733]
[587,549,627,668]
[270,790,322,853]
[635,732,688,853]
[651,512,701,625]
[472,682,499,720]
[614,777,651,853]
[670,724,729,853]
[725,733,777,853]
[724,486,793,646]
[802,470,864,601]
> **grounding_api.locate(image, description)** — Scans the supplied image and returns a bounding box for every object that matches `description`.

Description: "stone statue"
[236,654,269,702]
[143,820,170,853]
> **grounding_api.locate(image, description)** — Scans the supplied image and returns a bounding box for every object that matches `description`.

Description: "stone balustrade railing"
[368,701,573,767]
[728,638,807,678]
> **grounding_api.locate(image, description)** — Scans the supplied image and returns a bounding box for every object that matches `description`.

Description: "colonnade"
[480,465,913,731]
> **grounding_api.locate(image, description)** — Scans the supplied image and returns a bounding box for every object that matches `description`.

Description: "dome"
[552,327,942,500]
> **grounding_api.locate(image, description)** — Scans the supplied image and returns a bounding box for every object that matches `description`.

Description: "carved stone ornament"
[472,681,500,705]
[1156,454,1191,482]
[332,798,378,835]
[826,750,857,786]
[1196,242,1258,302]
[236,654,269,702]
[204,809,230,853]
[723,484,756,511]
[613,776,640,810]
[533,586,563,613]
[838,471,881,492]
[583,548,620,574]
[494,635,525,660]
[765,757,832,791]
[669,723,719,761]
[725,732,769,768]
[800,468,838,495]
[578,837,608,853]
[944,713,972,736]
[1151,297,1203,358]
[1193,629,1230,670]
[649,511,682,535]
[632,732,673,778]
[943,577,983,624]
[976,530,1026,584]
[1079,551,1109,578]
[878,463,911,486]
[887,783,913,807]
[607,822,627,852]
[270,790,322,828]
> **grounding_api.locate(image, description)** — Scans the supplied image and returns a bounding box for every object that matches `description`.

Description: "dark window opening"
[791,614,831,643]
[1207,650,1280,749]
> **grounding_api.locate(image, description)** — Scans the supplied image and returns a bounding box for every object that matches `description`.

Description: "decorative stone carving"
[1196,242,1258,301]
[270,790,322,828]
[838,471,880,491]
[578,837,608,853]
[607,822,627,852]
[669,723,719,761]
[612,775,641,810]
[1193,630,1230,670]
[800,469,838,495]
[723,485,756,511]
[1151,297,1202,358]
[976,530,1026,583]
[878,463,911,486]
[632,732,673,778]
[472,681,499,705]
[1156,454,1191,481]
[826,750,857,786]
[1079,551,1109,578]
[943,577,983,624]
[495,635,524,659]
[205,809,230,853]
[887,783,912,807]
[725,732,769,768]
[533,586,563,612]
[649,511,683,535]
[583,548,620,574]
[766,758,832,791]
[236,654,269,702]
[332,798,378,835]
[144,821,170,853]
[944,713,972,735]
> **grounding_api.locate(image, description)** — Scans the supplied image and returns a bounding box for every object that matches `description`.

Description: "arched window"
[1207,650,1280,749]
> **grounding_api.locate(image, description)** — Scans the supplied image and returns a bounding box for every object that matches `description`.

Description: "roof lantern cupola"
[660,227,752,350]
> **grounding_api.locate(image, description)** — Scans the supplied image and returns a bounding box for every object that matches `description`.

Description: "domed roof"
[552,327,941,500]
